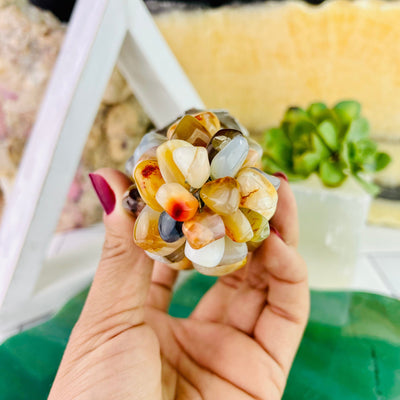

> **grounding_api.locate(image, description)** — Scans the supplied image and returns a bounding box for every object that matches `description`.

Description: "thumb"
[77,168,153,334]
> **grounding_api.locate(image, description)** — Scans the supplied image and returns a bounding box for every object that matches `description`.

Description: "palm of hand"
[143,243,307,400]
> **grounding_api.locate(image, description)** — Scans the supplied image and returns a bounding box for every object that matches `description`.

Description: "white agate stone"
[219,236,247,265]
[184,236,225,267]
[173,146,210,188]
[131,132,167,168]
[210,135,249,179]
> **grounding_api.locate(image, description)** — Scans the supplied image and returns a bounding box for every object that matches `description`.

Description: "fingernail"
[89,173,116,215]
[273,172,288,182]
[270,225,283,241]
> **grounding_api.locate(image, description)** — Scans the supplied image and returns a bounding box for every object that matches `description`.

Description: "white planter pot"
[291,175,371,289]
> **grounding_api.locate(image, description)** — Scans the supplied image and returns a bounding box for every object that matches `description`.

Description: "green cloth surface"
[0,272,399,399]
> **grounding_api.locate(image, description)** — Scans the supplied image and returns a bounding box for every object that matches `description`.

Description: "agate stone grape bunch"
[123,110,279,276]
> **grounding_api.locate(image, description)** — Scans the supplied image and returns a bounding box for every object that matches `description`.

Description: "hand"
[48,168,309,400]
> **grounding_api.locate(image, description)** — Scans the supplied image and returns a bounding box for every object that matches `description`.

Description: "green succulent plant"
[262,100,391,195]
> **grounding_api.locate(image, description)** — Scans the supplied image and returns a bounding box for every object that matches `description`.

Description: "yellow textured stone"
[156,1,400,139]
[222,209,254,243]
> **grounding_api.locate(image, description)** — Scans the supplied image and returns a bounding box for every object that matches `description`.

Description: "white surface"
[292,176,372,289]
[0,0,204,312]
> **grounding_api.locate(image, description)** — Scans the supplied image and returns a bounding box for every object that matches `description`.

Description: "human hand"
[48,168,309,400]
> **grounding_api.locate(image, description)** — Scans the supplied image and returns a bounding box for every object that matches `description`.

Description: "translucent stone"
[156,140,191,187]
[200,177,240,215]
[243,148,262,169]
[158,211,184,243]
[184,236,225,267]
[241,208,270,242]
[192,111,221,136]
[145,251,193,270]
[250,168,281,191]
[222,209,254,242]
[168,115,213,147]
[122,184,145,217]
[173,146,210,188]
[210,135,249,179]
[146,242,185,263]
[128,131,167,173]
[133,160,165,212]
[136,146,158,164]
[207,129,242,162]
[134,206,185,255]
[156,183,199,221]
[193,257,247,276]
[182,208,225,249]
[213,110,249,136]
[246,240,264,253]
[219,236,248,265]
[236,167,278,220]
[247,137,263,157]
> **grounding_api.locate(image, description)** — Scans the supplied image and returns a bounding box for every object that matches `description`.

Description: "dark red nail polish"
[270,225,283,241]
[89,173,116,215]
[273,172,288,182]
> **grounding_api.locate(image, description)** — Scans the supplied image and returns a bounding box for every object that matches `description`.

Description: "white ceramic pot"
[291,175,371,289]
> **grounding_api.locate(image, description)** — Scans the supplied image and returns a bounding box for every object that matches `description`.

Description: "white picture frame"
[0,0,203,333]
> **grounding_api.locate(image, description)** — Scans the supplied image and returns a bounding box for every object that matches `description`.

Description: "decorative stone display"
[125,110,279,276]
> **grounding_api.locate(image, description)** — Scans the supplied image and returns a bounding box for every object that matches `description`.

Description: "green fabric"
[0,272,399,400]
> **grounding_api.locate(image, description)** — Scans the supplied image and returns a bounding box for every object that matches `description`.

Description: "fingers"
[269,177,299,248]
[77,168,153,336]
[220,177,308,346]
[252,232,309,376]
[146,261,179,311]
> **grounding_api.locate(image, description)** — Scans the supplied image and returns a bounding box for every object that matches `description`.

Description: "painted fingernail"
[270,225,283,241]
[273,172,288,182]
[89,173,116,215]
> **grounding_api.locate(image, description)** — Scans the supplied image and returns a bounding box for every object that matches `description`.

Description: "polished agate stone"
[127,131,167,172]
[168,115,213,147]
[156,139,191,187]
[219,236,247,265]
[122,184,145,218]
[210,135,249,179]
[156,183,199,221]
[237,167,278,220]
[252,168,281,190]
[133,159,165,212]
[200,177,240,215]
[146,243,185,263]
[213,110,249,136]
[184,236,225,267]
[241,208,270,243]
[158,211,184,243]
[193,257,247,276]
[173,145,210,188]
[243,138,263,169]
[222,209,254,243]
[145,251,192,270]
[136,146,158,164]
[207,129,242,162]
[182,208,225,249]
[134,206,185,256]
[192,111,220,136]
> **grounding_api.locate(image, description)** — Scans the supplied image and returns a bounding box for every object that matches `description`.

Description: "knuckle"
[101,230,133,263]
